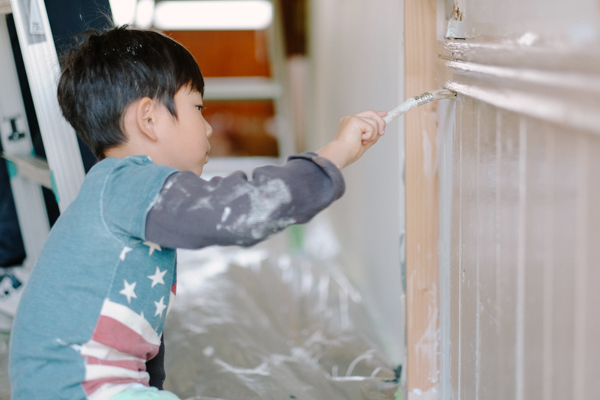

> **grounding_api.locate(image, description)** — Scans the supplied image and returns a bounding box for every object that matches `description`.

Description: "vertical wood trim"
[516,118,528,400]
[542,128,555,400]
[405,0,440,397]
[573,135,589,399]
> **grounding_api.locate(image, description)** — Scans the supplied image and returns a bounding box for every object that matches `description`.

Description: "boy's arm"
[145,153,344,249]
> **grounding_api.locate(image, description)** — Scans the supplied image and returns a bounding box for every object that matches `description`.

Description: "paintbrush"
[383,89,456,124]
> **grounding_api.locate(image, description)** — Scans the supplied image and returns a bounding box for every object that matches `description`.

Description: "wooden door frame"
[404,0,440,397]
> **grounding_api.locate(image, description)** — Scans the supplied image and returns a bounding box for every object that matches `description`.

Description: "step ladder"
[0,0,85,324]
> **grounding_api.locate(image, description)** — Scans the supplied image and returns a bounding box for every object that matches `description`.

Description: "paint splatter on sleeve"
[145,153,345,249]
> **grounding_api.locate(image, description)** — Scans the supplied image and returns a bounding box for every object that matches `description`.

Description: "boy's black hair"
[57,26,205,160]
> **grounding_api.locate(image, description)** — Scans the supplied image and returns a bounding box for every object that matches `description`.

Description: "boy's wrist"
[316,140,354,170]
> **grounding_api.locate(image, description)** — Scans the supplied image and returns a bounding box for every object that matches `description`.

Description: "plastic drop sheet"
[163,218,398,400]
[0,216,399,400]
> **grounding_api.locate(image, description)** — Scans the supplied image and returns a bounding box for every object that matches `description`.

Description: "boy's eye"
[196,105,206,111]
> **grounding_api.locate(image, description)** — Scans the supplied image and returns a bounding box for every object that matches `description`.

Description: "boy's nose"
[206,121,213,138]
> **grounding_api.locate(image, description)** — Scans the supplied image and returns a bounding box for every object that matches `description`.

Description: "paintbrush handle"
[383,89,456,124]
[383,98,418,124]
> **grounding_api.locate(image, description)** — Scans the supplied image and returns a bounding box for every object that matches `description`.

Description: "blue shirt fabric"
[9,153,345,399]
[10,156,178,400]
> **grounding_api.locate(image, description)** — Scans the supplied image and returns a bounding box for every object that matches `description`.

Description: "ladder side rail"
[0,14,49,269]
[9,0,85,212]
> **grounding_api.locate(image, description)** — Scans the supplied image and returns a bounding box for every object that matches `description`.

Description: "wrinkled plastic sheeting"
[163,217,399,400]
[0,216,399,400]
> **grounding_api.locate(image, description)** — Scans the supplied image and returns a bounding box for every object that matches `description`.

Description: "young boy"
[9,26,386,400]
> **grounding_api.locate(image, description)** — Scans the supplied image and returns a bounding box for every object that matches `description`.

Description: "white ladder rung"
[0,0,10,15]
[2,152,52,189]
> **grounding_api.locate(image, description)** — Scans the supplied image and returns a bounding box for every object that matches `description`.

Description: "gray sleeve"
[145,152,345,249]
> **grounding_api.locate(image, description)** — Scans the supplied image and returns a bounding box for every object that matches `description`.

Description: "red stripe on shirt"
[84,355,146,372]
[91,315,160,360]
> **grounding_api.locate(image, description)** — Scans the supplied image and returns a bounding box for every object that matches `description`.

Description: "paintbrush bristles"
[431,89,457,100]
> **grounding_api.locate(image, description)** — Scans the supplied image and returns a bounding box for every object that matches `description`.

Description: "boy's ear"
[136,97,159,141]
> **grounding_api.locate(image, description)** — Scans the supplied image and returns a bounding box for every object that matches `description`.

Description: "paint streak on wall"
[422,130,433,179]
[442,96,600,400]
[413,283,439,386]
[437,0,600,396]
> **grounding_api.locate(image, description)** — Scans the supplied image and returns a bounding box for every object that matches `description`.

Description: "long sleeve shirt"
[9,153,344,400]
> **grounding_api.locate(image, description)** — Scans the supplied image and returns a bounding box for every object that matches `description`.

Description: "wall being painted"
[437,0,600,398]
[442,98,600,400]
[308,0,405,364]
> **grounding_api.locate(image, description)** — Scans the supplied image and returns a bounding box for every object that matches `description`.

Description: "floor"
[0,216,399,400]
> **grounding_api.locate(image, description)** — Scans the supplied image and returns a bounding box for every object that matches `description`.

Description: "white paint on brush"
[384,98,418,124]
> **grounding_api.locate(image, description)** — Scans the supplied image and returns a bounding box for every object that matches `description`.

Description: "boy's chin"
[194,164,206,176]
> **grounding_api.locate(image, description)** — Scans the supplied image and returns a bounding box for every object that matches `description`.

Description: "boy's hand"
[316,110,387,169]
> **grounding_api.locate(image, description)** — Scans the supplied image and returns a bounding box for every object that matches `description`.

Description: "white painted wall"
[308,0,405,364]
[438,1,600,398]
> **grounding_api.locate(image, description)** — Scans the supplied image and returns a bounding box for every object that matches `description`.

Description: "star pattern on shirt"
[108,239,174,332]
[154,296,167,317]
[119,246,133,261]
[147,267,167,288]
[143,241,162,256]
[119,280,137,304]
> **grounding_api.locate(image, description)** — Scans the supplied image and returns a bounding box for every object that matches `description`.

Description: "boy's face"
[157,87,212,175]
